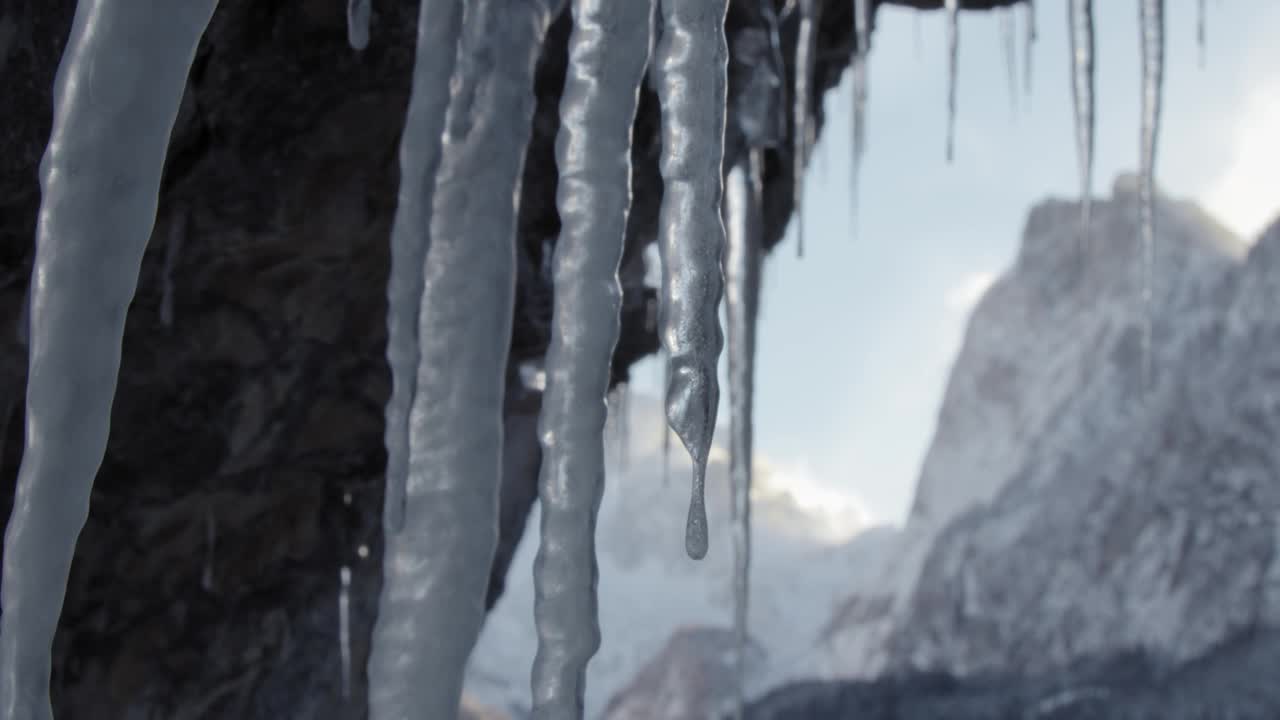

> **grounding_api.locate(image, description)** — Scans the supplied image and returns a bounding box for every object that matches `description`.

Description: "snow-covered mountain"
[464,393,868,718]
[819,175,1280,681]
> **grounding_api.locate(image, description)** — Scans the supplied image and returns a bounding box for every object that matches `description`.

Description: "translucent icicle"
[380,0,463,536]
[160,208,185,329]
[1025,0,1036,96]
[0,3,219,718]
[347,0,371,51]
[1139,0,1165,387]
[1000,7,1018,115]
[366,1,561,717]
[654,0,729,560]
[1068,0,1095,244]
[723,148,764,720]
[944,0,959,163]
[851,0,870,233]
[339,565,352,699]
[792,0,817,257]
[531,1,653,713]
[1196,0,1205,68]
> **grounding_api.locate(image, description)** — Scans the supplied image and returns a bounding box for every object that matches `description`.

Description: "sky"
[627,0,1280,528]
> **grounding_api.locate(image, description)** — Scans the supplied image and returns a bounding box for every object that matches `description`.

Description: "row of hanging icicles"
[0,1,1202,719]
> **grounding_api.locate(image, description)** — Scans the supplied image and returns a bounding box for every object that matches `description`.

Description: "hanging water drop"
[944,0,959,163]
[792,0,818,257]
[1068,0,1095,245]
[653,0,730,560]
[347,0,370,51]
[1138,0,1165,389]
[723,148,764,720]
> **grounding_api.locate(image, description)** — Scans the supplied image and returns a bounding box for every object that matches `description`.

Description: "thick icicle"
[160,207,185,329]
[944,0,959,163]
[530,1,653,713]
[1068,0,1095,243]
[1025,0,1036,96]
[1138,0,1164,387]
[850,0,870,232]
[339,565,352,699]
[723,148,764,720]
[0,3,219,718]
[379,0,463,535]
[347,0,371,51]
[792,0,817,257]
[366,0,561,717]
[1000,7,1018,114]
[654,0,730,560]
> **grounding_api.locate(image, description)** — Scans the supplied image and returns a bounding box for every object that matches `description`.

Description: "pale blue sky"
[632,0,1280,526]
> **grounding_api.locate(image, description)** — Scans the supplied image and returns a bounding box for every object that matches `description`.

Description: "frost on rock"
[851,0,871,232]
[0,2,219,718]
[1068,0,1095,244]
[380,0,463,535]
[1138,0,1165,387]
[347,0,371,51]
[654,0,729,561]
[531,1,654,714]
[723,149,764,720]
[791,0,817,257]
[944,0,959,163]
[366,0,560,717]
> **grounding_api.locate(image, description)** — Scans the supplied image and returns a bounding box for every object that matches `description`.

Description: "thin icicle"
[1024,0,1036,96]
[347,0,371,51]
[160,207,185,329]
[379,0,463,536]
[1000,7,1018,115]
[1196,0,1206,68]
[367,1,561,717]
[792,0,817,257]
[654,0,729,560]
[1068,0,1095,244]
[944,0,959,163]
[723,148,764,720]
[850,0,870,233]
[531,1,653,713]
[0,3,219,717]
[339,565,352,700]
[1139,0,1165,388]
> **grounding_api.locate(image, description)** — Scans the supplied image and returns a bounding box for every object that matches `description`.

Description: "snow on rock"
[821,175,1280,681]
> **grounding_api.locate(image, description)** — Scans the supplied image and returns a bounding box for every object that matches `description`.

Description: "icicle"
[1000,7,1018,115]
[1196,0,1206,68]
[201,506,216,592]
[530,2,653,714]
[379,0,463,536]
[1068,0,1095,244]
[339,566,352,700]
[366,0,561,717]
[792,0,817,257]
[347,0,371,51]
[944,0,959,163]
[160,208,185,329]
[1139,0,1165,388]
[723,148,764,720]
[0,3,219,717]
[654,0,729,560]
[850,0,870,233]
[1025,0,1036,97]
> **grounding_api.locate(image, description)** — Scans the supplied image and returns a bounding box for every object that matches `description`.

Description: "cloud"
[944,270,997,313]
[1204,81,1280,240]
